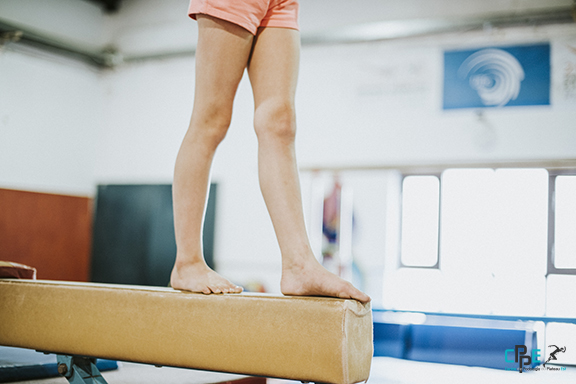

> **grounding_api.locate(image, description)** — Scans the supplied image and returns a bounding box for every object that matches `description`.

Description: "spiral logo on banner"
[443,43,550,109]
[457,48,525,107]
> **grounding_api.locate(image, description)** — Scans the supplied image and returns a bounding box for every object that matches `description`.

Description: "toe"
[210,286,222,294]
[201,287,211,294]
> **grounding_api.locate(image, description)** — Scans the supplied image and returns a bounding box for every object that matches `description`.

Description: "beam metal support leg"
[56,355,109,384]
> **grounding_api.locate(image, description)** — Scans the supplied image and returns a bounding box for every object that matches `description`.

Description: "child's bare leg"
[171,15,253,294]
[247,27,370,303]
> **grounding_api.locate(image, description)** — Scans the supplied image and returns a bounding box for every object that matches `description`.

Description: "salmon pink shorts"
[188,0,299,35]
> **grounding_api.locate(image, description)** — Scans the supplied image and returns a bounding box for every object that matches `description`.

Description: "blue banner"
[443,43,550,109]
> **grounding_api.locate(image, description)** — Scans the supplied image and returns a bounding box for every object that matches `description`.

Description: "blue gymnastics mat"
[372,310,539,370]
[0,346,117,383]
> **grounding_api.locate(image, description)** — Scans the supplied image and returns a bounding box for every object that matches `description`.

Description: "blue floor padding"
[373,322,409,358]
[372,311,538,370]
[0,346,117,383]
[406,324,533,369]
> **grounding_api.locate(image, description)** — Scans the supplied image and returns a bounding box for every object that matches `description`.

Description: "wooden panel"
[0,188,92,281]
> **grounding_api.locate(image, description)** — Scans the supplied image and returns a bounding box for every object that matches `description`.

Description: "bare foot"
[170,260,242,294]
[281,258,371,303]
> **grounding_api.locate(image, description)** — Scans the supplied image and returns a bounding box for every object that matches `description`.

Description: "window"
[400,176,440,267]
[390,167,576,318]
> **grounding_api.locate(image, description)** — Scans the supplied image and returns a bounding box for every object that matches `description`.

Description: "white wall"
[95,58,193,184]
[296,25,576,168]
[0,48,101,196]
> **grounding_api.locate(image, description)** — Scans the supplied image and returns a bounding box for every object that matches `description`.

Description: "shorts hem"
[258,20,299,31]
[189,5,258,35]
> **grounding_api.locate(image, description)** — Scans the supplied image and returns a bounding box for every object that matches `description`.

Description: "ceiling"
[1,0,574,68]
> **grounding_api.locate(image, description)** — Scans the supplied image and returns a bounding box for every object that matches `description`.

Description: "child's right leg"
[170,14,254,294]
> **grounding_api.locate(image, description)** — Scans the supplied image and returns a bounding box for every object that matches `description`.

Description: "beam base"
[56,355,108,384]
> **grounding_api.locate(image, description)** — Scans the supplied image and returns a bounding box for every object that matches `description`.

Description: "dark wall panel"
[90,184,217,286]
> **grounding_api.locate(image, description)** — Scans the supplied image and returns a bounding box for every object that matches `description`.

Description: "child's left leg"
[247,27,370,303]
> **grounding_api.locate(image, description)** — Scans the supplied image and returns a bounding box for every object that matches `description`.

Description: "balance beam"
[0,279,373,384]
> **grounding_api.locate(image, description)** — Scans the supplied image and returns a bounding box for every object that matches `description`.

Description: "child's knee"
[254,101,296,143]
[191,103,233,147]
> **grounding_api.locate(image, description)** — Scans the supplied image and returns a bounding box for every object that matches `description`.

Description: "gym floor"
[6,357,576,384]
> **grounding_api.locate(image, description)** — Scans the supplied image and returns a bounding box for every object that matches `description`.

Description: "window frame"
[547,170,576,276]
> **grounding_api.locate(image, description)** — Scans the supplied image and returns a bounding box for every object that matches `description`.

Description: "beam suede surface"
[0,279,372,384]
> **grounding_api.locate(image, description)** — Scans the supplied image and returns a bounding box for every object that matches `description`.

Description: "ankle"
[281,245,317,267]
[174,255,209,271]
